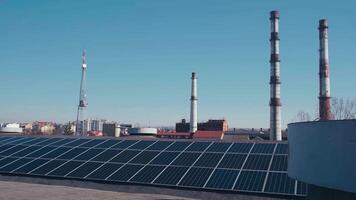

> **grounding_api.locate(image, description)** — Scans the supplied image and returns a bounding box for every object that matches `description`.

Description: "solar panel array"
[0,136,308,197]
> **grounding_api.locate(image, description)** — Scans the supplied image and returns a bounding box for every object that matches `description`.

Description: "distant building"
[176,119,228,132]
[90,119,106,131]
[102,123,120,137]
[198,119,229,132]
[175,119,190,132]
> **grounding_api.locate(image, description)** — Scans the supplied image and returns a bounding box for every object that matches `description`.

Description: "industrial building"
[176,119,228,133]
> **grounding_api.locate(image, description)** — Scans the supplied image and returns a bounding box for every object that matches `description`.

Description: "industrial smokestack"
[269,11,282,141]
[318,19,332,120]
[190,72,198,133]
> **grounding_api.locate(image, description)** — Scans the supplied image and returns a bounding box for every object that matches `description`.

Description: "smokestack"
[190,72,198,133]
[269,11,282,141]
[318,19,332,120]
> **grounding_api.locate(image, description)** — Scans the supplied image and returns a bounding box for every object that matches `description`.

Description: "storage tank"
[0,123,23,134]
[128,128,157,135]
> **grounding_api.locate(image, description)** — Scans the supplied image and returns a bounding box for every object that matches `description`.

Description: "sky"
[0,0,356,128]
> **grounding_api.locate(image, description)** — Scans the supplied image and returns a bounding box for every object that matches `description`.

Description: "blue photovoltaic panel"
[205,169,240,189]
[234,171,267,192]
[243,155,272,170]
[34,138,63,146]
[130,165,166,183]
[10,146,43,157]
[185,142,211,152]
[91,149,121,162]
[14,159,50,174]
[275,144,288,154]
[218,154,247,169]
[150,151,180,165]
[154,166,188,185]
[193,153,224,168]
[107,164,143,181]
[110,150,140,163]
[128,141,155,150]
[0,145,15,153]
[74,148,105,161]
[66,162,103,178]
[7,137,32,145]
[264,172,295,194]
[110,140,137,149]
[0,158,33,172]
[178,167,213,187]
[0,145,28,156]
[41,147,72,159]
[270,155,288,172]
[21,138,48,146]
[147,141,172,151]
[95,140,119,148]
[48,161,84,176]
[25,146,57,158]
[0,157,17,168]
[0,136,307,197]
[228,143,253,153]
[129,151,160,164]
[165,142,190,151]
[57,148,87,160]
[251,143,276,154]
[86,163,123,180]
[78,139,105,148]
[297,181,308,195]
[30,160,67,175]
[49,138,76,146]
[206,143,231,153]
[63,139,90,147]
[171,152,201,166]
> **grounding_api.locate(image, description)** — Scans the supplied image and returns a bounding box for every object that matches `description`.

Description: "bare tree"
[291,110,311,122]
[331,98,356,120]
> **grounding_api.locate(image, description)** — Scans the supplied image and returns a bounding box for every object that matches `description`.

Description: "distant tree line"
[292,97,356,122]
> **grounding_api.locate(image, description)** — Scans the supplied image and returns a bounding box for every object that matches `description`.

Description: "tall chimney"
[190,72,198,133]
[269,11,282,141]
[318,19,332,120]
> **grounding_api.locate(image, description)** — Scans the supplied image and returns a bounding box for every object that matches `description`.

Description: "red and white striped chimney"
[269,11,282,141]
[318,19,332,120]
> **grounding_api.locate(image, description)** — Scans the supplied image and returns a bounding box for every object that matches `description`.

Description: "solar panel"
[14,159,50,174]
[228,143,253,153]
[129,165,166,183]
[165,141,191,151]
[150,151,180,165]
[243,154,272,170]
[194,153,224,168]
[264,172,295,194]
[251,143,276,154]
[0,136,307,197]
[171,152,201,166]
[86,163,123,180]
[107,164,143,181]
[234,171,267,192]
[218,154,247,169]
[185,142,211,152]
[270,155,288,172]
[178,167,214,187]
[153,166,189,185]
[205,169,240,189]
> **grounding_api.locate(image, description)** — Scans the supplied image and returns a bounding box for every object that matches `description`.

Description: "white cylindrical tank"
[128,128,157,135]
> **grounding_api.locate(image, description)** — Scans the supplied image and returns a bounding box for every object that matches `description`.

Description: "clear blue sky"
[1,0,355,128]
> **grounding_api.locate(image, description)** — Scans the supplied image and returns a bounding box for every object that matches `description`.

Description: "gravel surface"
[0,180,196,200]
